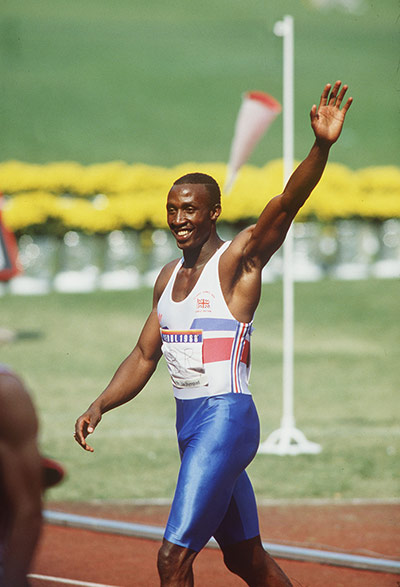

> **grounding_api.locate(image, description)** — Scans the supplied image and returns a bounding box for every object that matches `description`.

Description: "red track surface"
[31,501,400,586]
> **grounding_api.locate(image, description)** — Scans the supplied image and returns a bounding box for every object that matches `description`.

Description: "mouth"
[173,228,193,242]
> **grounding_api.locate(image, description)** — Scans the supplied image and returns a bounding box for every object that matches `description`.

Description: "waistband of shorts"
[173,387,252,400]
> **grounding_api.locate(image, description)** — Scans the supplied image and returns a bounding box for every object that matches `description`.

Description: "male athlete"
[75,81,352,586]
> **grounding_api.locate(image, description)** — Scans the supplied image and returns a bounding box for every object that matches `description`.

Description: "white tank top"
[157,241,253,400]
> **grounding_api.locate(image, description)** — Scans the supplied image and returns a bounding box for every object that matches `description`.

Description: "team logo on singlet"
[196,298,210,310]
[194,290,214,313]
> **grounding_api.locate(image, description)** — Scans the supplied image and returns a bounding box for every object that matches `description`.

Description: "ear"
[210,204,221,221]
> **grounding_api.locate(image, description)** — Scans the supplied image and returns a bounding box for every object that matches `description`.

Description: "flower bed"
[1,160,399,237]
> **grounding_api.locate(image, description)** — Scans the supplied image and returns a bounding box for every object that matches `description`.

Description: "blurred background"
[1,0,399,167]
[0,0,399,503]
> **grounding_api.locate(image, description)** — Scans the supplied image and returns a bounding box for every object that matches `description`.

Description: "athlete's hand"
[310,81,352,146]
[74,405,102,452]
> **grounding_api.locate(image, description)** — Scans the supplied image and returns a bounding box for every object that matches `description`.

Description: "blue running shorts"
[164,393,260,552]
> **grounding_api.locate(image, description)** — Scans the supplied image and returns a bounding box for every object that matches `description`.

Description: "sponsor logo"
[173,378,203,388]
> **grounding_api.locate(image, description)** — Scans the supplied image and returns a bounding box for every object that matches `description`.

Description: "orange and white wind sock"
[224,92,281,194]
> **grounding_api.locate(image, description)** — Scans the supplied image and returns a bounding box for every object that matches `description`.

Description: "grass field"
[1,0,399,168]
[1,277,398,502]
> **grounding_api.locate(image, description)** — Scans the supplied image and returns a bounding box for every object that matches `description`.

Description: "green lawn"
[1,277,398,502]
[1,0,399,168]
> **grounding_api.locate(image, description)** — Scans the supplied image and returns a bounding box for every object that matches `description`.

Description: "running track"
[30,501,400,586]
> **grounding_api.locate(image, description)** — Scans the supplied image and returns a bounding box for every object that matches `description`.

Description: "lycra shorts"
[164,393,260,552]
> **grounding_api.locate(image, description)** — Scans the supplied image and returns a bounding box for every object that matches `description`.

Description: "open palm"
[310,81,353,145]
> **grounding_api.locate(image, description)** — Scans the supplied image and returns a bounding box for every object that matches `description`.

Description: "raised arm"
[243,81,352,266]
[74,277,166,452]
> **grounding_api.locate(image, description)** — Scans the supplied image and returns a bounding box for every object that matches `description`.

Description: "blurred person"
[75,81,352,586]
[0,365,64,586]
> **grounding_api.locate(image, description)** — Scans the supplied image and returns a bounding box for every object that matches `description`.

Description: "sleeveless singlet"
[157,241,253,400]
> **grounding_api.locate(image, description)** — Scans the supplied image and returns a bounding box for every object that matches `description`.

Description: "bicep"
[243,195,293,266]
[135,308,163,364]
[137,264,174,363]
[125,261,174,367]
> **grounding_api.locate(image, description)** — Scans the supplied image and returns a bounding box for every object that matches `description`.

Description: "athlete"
[74,81,352,586]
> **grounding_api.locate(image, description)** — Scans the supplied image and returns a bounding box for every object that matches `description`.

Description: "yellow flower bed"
[1,160,399,234]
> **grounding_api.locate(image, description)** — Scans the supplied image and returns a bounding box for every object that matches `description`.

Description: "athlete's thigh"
[213,470,260,548]
[164,394,259,551]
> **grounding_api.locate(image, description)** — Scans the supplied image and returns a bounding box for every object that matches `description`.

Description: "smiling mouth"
[174,228,193,240]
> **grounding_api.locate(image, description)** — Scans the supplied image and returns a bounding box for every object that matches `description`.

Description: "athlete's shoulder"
[158,257,180,283]
[221,225,255,262]
[153,258,180,303]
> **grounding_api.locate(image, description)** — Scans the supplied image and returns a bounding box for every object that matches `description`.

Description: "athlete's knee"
[222,536,263,577]
[157,539,197,585]
[157,540,178,578]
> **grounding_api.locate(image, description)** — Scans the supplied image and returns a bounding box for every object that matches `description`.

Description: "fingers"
[334,83,347,106]
[74,416,96,452]
[73,431,94,452]
[309,103,318,123]
[332,82,353,114]
[341,95,353,114]
[320,80,353,112]
[319,83,331,108]
[328,80,342,105]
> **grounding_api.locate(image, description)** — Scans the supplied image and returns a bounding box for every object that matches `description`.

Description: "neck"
[182,233,224,269]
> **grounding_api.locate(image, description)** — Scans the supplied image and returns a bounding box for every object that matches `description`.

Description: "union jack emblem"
[196,298,210,309]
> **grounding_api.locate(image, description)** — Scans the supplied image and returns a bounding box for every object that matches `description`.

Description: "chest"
[171,266,204,302]
[158,260,233,331]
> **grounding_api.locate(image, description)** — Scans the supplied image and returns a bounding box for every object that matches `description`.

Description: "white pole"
[258,15,321,455]
[281,14,295,431]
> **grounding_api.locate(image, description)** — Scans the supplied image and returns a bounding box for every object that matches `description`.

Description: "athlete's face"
[166,183,220,250]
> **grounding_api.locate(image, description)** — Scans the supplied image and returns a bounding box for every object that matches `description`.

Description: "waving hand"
[310,81,353,146]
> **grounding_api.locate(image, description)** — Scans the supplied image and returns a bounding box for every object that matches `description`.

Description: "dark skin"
[75,82,352,586]
[0,372,43,587]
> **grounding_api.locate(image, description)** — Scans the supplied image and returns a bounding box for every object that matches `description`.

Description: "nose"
[174,209,186,225]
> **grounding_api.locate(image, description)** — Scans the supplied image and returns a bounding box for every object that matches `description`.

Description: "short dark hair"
[173,173,221,208]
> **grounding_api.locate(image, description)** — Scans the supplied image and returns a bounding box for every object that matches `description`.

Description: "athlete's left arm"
[242,81,352,268]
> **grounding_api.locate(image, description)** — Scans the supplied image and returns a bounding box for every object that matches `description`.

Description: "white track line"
[28,574,119,587]
[43,509,400,575]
